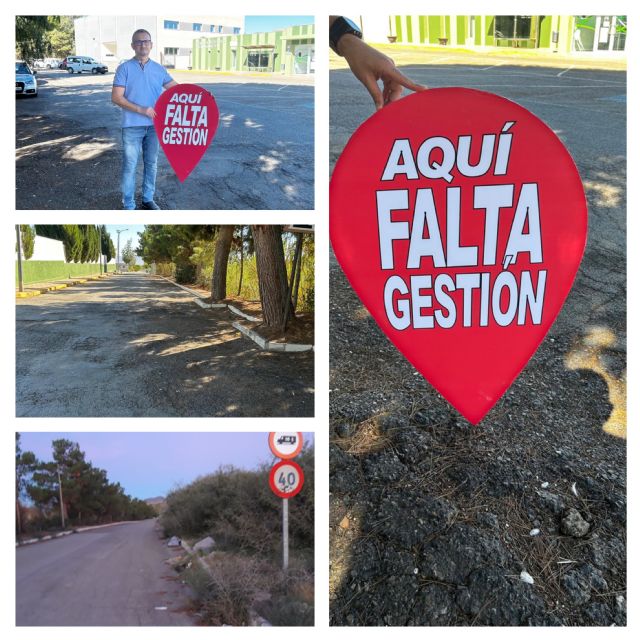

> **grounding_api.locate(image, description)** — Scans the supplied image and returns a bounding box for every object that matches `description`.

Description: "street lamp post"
[57,466,65,529]
[116,228,128,273]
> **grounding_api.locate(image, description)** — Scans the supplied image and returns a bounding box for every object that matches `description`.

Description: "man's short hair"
[131,29,152,42]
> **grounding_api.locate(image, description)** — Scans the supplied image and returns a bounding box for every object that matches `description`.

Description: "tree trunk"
[211,225,234,302]
[237,226,244,296]
[252,225,294,329]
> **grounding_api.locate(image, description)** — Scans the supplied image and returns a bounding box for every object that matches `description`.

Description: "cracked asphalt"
[16,69,314,209]
[330,51,626,625]
[16,274,314,417]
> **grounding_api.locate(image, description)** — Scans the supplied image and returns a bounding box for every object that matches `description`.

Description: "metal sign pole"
[16,226,24,293]
[283,498,289,571]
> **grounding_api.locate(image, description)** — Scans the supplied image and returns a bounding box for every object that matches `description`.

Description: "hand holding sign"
[154,83,219,182]
[330,89,587,424]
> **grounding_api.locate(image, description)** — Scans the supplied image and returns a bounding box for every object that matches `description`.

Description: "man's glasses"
[132,39,152,46]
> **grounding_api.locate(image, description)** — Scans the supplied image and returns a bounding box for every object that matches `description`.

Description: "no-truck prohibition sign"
[268,432,303,459]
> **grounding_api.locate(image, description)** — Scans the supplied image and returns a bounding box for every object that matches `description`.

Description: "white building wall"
[358,16,392,44]
[27,236,66,262]
[75,15,242,68]
[19,235,110,264]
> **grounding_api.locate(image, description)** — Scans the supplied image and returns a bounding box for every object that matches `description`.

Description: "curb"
[16,519,143,547]
[158,275,314,353]
[232,321,313,353]
[16,273,111,300]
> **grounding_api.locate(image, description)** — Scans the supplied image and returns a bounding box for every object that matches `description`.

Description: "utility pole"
[116,228,128,274]
[16,225,24,293]
[57,466,65,529]
[99,225,104,274]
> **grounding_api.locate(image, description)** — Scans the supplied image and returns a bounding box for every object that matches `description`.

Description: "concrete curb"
[232,321,314,353]
[158,275,314,353]
[16,519,144,547]
[16,273,111,300]
[227,304,260,322]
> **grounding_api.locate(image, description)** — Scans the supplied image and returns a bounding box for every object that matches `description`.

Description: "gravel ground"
[329,54,626,626]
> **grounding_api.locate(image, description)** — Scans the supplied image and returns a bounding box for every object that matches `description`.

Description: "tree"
[100,225,115,271]
[252,225,294,329]
[15,16,59,62]
[17,225,35,260]
[121,238,137,269]
[16,434,37,534]
[47,15,75,57]
[211,226,234,301]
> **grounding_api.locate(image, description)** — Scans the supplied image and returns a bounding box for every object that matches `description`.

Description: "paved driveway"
[16,274,314,417]
[16,70,314,209]
[16,520,193,626]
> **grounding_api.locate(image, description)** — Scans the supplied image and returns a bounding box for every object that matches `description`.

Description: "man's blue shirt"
[113,58,174,128]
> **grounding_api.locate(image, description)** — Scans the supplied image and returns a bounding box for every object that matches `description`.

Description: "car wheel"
[68,69,74,74]
[92,68,98,74]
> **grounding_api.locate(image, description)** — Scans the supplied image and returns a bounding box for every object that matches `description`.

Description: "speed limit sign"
[269,460,305,499]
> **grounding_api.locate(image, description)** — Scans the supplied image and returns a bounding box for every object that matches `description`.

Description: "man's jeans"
[121,126,159,210]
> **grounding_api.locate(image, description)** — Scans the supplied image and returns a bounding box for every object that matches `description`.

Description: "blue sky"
[244,16,313,34]
[19,432,313,500]
[105,225,144,264]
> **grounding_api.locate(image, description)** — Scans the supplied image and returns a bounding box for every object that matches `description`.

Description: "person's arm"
[111,85,156,119]
[163,80,178,89]
[330,16,426,110]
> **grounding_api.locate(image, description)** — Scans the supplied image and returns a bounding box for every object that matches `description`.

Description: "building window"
[218,25,223,33]
[164,47,178,55]
[210,25,216,32]
[247,51,270,69]
[233,27,240,34]
[193,23,202,32]
[494,16,532,40]
[164,20,178,30]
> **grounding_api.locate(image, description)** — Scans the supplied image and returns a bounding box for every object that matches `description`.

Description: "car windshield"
[16,63,31,74]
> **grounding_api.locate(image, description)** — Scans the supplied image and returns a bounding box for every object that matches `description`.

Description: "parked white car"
[16,61,38,97]
[66,56,108,74]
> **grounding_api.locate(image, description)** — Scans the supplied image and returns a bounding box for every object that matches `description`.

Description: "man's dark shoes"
[141,200,161,210]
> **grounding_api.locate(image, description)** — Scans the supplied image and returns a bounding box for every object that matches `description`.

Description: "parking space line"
[479,62,507,71]
[557,66,575,77]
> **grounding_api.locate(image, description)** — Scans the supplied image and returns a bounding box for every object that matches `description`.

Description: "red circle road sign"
[269,460,305,499]
[330,88,587,425]
[268,432,303,459]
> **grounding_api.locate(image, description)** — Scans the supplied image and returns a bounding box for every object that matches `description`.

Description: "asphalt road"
[16,69,314,209]
[16,274,314,417]
[16,519,193,626]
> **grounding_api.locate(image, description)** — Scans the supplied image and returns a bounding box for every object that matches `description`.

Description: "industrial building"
[191,24,315,75]
[358,15,626,55]
[74,15,243,69]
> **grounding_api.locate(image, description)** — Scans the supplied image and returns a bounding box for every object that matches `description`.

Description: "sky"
[244,16,313,34]
[19,432,313,500]
[105,224,144,264]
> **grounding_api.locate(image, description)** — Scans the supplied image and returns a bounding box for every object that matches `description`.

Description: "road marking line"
[557,66,575,77]
[479,62,507,71]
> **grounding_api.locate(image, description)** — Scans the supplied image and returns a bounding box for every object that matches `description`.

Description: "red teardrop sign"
[330,88,587,424]
[154,83,219,182]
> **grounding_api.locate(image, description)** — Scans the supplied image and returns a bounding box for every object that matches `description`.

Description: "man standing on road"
[112,29,177,210]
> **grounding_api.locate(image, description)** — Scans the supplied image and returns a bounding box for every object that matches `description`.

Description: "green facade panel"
[192,24,314,74]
